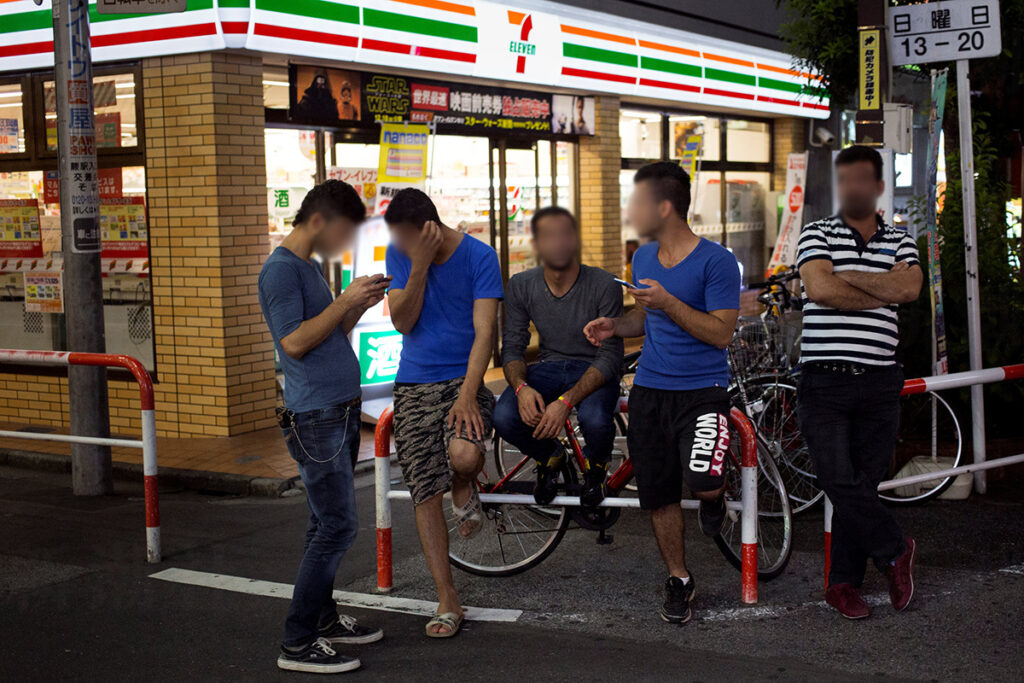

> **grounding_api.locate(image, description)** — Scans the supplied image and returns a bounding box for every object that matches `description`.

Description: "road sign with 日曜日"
[887,0,1002,66]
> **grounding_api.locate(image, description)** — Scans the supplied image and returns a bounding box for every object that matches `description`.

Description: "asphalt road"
[1,462,1022,682]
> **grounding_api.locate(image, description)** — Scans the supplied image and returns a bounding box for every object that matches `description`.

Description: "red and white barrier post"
[0,349,161,563]
[730,407,759,605]
[375,407,395,593]
[823,496,833,591]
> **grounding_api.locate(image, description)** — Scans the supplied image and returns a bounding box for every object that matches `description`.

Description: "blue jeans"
[493,360,619,466]
[280,402,360,648]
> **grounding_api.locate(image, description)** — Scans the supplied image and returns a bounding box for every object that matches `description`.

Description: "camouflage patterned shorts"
[392,377,495,505]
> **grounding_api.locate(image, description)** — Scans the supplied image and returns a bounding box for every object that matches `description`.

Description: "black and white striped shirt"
[797,215,920,366]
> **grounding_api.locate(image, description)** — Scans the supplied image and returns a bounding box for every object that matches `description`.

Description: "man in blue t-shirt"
[585,162,740,626]
[258,180,388,673]
[384,188,503,639]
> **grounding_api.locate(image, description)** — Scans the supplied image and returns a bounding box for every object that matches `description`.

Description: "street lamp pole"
[52,0,112,495]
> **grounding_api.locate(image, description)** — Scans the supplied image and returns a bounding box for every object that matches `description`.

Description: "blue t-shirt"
[386,234,503,383]
[631,239,741,391]
[258,246,361,412]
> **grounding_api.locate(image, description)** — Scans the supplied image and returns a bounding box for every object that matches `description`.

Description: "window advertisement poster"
[768,152,808,272]
[289,65,361,125]
[348,216,403,417]
[0,199,44,270]
[288,66,594,137]
[100,196,148,260]
[378,122,429,183]
[44,168,123,203]
[95,112,121,148]
[0,118,18,152]
[326,167,377,212]
[23,272,63,313]
[677,134,703,179]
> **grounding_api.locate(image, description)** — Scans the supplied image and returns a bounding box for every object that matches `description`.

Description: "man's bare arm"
[661,301,737,349]
[280,276,387,359]
[837,263,923,304]
[462,298,499,395]
[563,366,610,407]
[800,259,889,310]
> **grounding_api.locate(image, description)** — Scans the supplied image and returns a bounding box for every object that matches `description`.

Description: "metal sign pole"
[53,0,112,495]
[955,58,986,494]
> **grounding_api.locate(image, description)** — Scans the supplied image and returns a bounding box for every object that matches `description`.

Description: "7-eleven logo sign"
[507,11,536,74]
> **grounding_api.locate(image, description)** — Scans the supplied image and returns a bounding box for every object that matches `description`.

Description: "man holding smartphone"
[585,162,740,625]
[258,180,388,674]
[494,206,624,506]
[384,188,503,639]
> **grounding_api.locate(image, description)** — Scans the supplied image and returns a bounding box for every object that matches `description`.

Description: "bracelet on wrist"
[557,395,573,410]
[515,382,529,396]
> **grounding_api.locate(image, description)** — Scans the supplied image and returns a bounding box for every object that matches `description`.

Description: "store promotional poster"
[289,66,595,138]
[768,152,808,272]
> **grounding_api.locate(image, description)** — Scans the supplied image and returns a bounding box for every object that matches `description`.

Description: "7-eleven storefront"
[0,0,826,437]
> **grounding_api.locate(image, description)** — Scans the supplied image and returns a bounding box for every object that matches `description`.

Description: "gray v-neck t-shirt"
[501,264,624,380]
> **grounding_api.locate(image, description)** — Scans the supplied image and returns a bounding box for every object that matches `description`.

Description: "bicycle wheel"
[448,444,573,577]
[493,416,632,493]
[880,390,962,505]
[731,375,823,514]
[714,432,793,580]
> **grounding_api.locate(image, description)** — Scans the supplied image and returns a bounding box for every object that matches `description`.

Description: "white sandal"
[450,487,482,538]
[425,612,463,638]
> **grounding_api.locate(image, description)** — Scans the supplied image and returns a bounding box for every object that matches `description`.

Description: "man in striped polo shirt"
[796,146,923,620]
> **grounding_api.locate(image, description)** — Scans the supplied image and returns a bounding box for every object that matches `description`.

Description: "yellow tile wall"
[578,96,623,276]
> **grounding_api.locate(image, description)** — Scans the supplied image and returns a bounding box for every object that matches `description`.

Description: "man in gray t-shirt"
[494,207,624,506]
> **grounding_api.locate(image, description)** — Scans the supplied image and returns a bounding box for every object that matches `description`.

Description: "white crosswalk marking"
[149,568,522,622]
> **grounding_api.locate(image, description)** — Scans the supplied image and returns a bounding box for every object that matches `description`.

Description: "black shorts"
[627,385,731,510]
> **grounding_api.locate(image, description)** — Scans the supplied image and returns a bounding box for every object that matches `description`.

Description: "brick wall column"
[578,96,622,275]
[143,52,275,437]
[772,117,806,191]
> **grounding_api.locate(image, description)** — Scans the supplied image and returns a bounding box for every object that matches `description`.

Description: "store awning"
[0,0,829,119]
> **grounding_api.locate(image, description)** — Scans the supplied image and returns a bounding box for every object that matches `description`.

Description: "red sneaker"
[887,536,916,611]
[825,583,870,619]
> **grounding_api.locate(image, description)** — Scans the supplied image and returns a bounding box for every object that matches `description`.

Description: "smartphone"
[614,278,648,289]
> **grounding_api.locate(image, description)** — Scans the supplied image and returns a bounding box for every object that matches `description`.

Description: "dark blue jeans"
[493,360,619,466]
[280,402,360,648]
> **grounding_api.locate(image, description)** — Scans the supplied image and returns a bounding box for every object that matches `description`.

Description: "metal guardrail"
[0,349,161,563]
[374,404,762,604]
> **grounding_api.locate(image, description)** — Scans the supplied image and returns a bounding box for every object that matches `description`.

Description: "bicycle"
[445,356,793,580]
[729,269,822,514]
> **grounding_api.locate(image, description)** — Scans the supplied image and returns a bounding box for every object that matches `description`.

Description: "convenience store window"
[0,66,154,373]
[43,72,139,150]
[619,108,773,284]
[0,81,26,154]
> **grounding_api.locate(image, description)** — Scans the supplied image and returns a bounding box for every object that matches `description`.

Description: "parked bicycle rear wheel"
[731,375,822,514]
[714,432,793,580]
[880,390,962,505]
[447,447,574,577]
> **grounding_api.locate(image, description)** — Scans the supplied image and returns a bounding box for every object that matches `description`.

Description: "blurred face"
[836,160,884,221]
[310,213,358,258]
[387,220,420,256]
[533,214,578,270]
[341,86,352,102]
[627,179,671,238]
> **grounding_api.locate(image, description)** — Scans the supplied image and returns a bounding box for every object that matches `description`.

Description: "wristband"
[557,395,573,410]
[515,382,529,396]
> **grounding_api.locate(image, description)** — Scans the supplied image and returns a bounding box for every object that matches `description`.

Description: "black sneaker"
[278,637,361,674]
[580,463,608,507]
[698,495,726,537]
[534,452,563,505]
[319,614,384,645]
[660,575,695,624]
